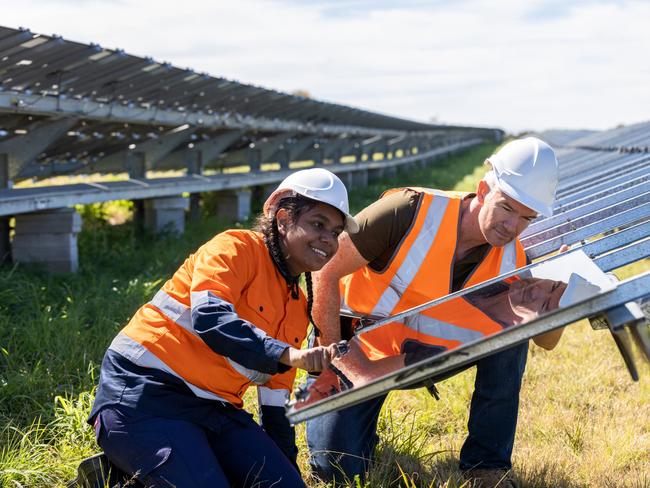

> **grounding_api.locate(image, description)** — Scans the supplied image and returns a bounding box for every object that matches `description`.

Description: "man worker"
[307,137,561,488]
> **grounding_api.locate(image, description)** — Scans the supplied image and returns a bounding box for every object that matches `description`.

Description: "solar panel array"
[287,120,650,423]
[0,25,497,183]
[565,120,650,152]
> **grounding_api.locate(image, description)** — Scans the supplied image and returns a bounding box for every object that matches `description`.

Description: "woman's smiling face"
[277,202,345,276]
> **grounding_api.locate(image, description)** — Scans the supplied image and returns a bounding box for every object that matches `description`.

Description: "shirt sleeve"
[189,233,292,375]
[350,189,420,270]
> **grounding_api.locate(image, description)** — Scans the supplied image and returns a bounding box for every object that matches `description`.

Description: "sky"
[1,0,649,134]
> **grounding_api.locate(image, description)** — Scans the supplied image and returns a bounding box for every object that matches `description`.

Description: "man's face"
[508,278,567,317]
[477,185,538,247]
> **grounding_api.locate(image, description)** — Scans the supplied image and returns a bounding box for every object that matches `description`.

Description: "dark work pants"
[96,405,306,488]
[307,341,529,484]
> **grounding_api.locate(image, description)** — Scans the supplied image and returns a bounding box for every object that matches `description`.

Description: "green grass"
[1,142,649,487]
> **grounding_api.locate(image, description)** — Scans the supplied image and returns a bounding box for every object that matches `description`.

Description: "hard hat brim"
[492,171,554,218]
[264,189,359,233]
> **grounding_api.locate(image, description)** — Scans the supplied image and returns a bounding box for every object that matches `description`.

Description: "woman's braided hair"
[255,195,318,325]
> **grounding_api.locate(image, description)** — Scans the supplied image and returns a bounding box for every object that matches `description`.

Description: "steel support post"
[384,165,398,179]
[187,150,203,221]
[328,149,342,165]
[127,151,146,231]
[0,154,11,264]
[351,169,368,188]
[312,147,324,166]
[247,148,261,173]
[277,150,290,170]
[368,166,385,181]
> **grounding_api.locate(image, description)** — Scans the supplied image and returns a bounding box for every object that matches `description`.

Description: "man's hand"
[312,233,369,345]
[532,243,571,350]
[279,344,339,372]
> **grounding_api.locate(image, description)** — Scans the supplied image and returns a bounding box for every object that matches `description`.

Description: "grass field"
[0,142,648,487]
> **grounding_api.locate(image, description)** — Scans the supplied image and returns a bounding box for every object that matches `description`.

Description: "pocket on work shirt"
[244,283,276,328]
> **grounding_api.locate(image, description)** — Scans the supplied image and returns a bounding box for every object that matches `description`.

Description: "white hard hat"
[558,273,601,308]
[263,168,359,233]
[486,137,559,217]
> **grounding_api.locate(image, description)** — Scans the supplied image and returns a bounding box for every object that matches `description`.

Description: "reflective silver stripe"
[498,240,518,276]
[109,333,230,403]
[227,358,272,385]
[401,314,485,344]
[371,194,450,316]
[150,289,193,334]
[190,289,215,309]
[191,290,275,385]
[257,386,290,407]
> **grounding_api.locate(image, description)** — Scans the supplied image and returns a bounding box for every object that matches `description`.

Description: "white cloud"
[1,0,649,133]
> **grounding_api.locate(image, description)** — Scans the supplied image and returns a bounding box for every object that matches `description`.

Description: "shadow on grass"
[362,448,587,488]
[351,403,587,488]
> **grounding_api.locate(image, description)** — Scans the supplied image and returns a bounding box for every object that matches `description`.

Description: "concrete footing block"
[12,208,81,273]
[144,197,188,234]
[213,189,252,222]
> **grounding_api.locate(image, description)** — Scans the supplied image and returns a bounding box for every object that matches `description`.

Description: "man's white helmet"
[486,137,559,217]
[264,168,359,233]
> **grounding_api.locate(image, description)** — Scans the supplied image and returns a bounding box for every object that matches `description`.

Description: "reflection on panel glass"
[293,251,611,411]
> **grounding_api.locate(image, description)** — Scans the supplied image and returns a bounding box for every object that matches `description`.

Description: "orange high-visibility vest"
[108,230,308,408]
[341,188,527,359]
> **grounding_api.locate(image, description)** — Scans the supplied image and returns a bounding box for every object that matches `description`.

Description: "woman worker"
[87,168,359,487]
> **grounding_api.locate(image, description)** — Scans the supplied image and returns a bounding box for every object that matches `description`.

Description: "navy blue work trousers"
[95,405,306,488]
[306,341,529,484]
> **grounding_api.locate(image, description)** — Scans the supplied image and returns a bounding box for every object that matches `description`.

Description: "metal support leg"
[0,154,10,264]
[187,150,203,221]
[589,275,648,381]
[127,152,146,231]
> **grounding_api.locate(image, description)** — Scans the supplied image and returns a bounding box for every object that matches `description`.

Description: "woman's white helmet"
[486,137,559,217]
[263,168,359,233]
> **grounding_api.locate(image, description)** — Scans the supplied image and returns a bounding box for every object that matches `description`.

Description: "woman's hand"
[279,344,339,372]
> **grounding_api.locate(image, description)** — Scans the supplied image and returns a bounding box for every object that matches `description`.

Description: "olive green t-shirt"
[349,188,490,293]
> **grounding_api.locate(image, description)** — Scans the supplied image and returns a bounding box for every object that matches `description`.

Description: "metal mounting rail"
[579,220,650,262]
[525,203,649,259]
[556,155,650,197]
[286,272,650,424]
[558,153,648,183]
[0,139,482,217]
[553,166,650,210]
[523,181,650,237]
[522,192,649,246]
[593,238,650,271]
[0,91,410,139]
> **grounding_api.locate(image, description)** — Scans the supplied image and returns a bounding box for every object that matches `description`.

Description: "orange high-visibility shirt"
[110,229,308,408]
